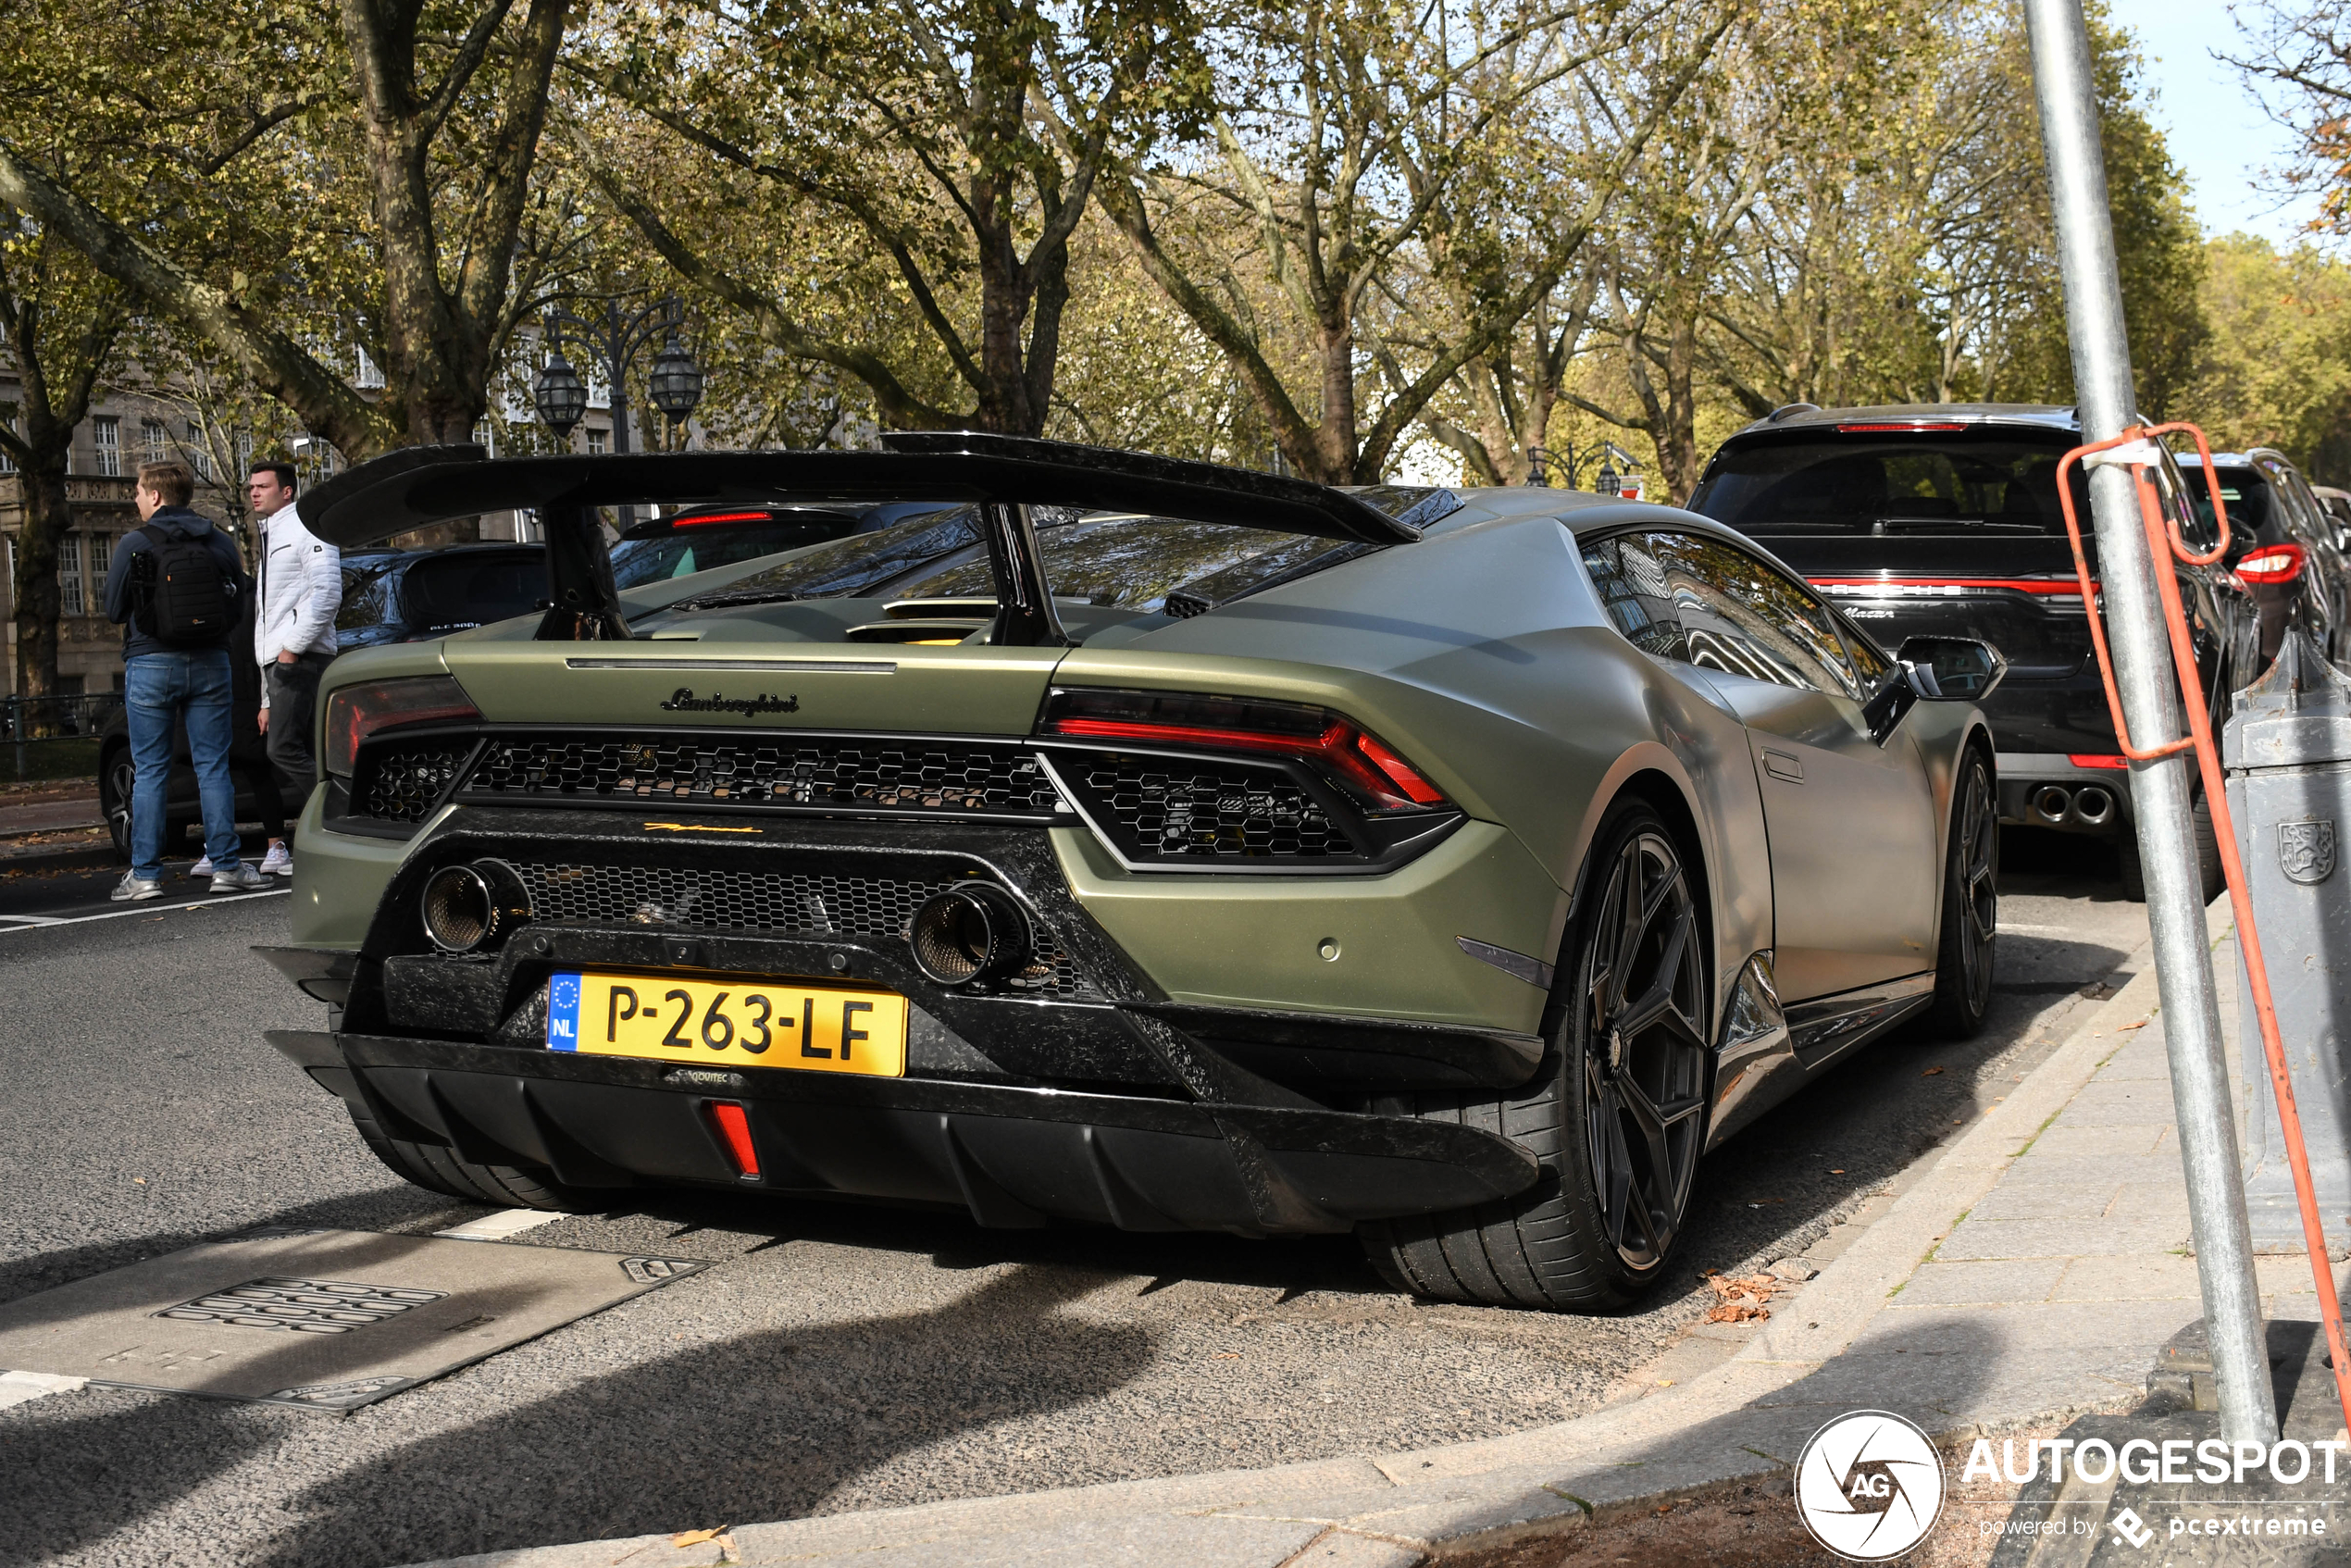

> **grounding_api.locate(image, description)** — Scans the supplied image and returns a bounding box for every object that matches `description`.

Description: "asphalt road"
[0,830,2151,1568]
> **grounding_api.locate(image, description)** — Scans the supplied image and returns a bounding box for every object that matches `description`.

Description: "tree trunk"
[10,459,71,712]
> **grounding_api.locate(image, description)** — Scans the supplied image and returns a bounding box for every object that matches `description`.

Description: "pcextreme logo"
[1795,1410,1947,1561]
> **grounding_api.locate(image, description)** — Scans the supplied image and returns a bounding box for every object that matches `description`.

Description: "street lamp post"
[532,294,703,526]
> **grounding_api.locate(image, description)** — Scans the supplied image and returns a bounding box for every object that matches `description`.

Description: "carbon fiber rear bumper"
[266,1028,1541,1238]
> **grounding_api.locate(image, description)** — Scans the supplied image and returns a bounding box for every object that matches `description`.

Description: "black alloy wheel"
[1578,821,1711,1271]
[101,745,136,863]
[1923,748,1997,1037]
[1357,799,1711,1310]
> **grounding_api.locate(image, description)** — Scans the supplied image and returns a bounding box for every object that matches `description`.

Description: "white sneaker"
[209,864,270,893]
[260,843,293,877]
[111,872,165,902]
[190,855,215,877]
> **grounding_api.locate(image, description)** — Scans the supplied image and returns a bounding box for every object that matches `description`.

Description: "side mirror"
[1860,636,2008,745]
[1898,636,2008,702]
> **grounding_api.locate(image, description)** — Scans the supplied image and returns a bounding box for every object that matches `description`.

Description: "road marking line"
[0,1371,87,1409]
[0,887,290,933]
[434,1209,569,1242]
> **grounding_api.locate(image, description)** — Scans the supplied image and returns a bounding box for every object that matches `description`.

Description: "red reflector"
[1809,577,2086,596]
[708,1102,760,1176]
[2068,754,2129,769]
[1834,422,1969,432]
[672,510,775,527]
[2236,543,2305,584]
[1353,730,1448,805]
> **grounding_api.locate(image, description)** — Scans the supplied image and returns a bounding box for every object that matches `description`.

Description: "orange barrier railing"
[2057,422,2351,1436]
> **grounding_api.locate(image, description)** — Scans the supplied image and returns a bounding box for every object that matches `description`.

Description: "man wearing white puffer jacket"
[247,461,341,877]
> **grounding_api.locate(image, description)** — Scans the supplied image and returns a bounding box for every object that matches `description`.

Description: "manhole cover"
[0,1228,707,1411]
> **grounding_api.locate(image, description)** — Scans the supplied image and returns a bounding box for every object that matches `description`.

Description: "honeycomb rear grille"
[454,735,1062,818]
[1060,752,1354,859]
[360,742,474,823]
[513,862,1085,997]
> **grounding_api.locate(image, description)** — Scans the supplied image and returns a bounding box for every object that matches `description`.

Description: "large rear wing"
[297,433,1438,643]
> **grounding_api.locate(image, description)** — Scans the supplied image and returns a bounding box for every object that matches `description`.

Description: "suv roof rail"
[1766,403,1822,423]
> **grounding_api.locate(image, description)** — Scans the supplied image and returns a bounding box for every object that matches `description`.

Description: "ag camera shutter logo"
[1795,1410,1947,1560]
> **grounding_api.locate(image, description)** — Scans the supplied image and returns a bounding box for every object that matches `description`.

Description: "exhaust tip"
[906,885,1032,986]
[2073,785,2115,827]
[420,860,531,952]
[2030,785,2072,826]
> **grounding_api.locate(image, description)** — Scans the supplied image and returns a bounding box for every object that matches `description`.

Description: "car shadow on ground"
[250,1263,1151,1568]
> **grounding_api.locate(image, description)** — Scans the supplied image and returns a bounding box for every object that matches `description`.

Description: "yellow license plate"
[545,971,907,1076]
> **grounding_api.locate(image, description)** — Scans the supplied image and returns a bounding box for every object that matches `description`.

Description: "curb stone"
[393,922,2183,1568]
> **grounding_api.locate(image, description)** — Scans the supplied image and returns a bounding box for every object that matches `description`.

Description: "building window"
[57,533,83,616]
[586,427,608,455]
[187,432,212,482]
[89,532,113,591]
[142,419,168,465]
[355,345,386,390]
[91,416,120,477]
[235,430,253,478]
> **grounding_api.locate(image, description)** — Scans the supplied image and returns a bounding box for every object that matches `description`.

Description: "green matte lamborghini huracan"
[258,433,2003,1311]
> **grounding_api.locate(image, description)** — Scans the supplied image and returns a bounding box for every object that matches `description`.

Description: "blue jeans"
[125,650,243,880]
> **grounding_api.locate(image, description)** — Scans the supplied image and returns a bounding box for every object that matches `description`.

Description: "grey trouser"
[265,652,332,812]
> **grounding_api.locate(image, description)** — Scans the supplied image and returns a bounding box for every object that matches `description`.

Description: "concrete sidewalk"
[408,908,2350,1568]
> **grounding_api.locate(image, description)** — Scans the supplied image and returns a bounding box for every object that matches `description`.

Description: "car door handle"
[1762,750,1804,783]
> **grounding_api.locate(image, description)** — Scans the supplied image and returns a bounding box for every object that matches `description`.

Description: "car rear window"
[703,506,1355,613]
[1691,434,2086,536]
[400,554,549,630]
[608,509,868,589]
[2185,467,2270,543]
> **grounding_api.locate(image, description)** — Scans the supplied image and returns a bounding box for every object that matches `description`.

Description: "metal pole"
[2024,0,2279,1445]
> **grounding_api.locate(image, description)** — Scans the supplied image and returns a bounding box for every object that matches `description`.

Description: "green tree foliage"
[2184,232,2351,478]
[576,0,1213,437]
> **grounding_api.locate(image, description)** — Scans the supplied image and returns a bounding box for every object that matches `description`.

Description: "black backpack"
[134,525,234,646]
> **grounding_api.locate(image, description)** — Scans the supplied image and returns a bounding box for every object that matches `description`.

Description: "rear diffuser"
[0,1227,706,1412]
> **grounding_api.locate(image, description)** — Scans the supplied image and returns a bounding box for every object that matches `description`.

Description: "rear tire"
[100,744,135,864]
[2114,790,2222,905]
[1358,800,1710,1311]
[1922,747,1997,1039]
[344,1101,599,1212]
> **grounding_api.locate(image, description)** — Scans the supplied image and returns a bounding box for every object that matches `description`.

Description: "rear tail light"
[2236,543,2306,585]
[323,676,480,779]
[707,1102,760,1177]
[2068,753,2128,769]
[1039,688,1449,813]
[672,511,774,527]
[1835,422,1968,432]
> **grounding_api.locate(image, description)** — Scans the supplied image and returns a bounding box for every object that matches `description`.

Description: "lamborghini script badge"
[2280,820,2336,885]
[657,688,799,716]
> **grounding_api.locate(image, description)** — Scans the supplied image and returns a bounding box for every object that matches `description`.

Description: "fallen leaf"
[1922,1066,1946,1076]
[1655,1378,1675,1388]
[1703,1273,1783,1324]
[2119,1020,2148,1031]
[1830,1168,1846,1175]
[1212,1350,1239,1359]
[671,1527,729,1548]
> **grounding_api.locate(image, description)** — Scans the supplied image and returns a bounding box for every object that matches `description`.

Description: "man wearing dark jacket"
[100,460,268,898]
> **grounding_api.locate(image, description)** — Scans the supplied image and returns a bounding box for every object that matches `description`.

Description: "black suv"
[1689,404,2260,899]
[2178,447,2351,669]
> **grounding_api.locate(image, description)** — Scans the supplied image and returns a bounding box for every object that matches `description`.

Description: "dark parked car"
[2178,448,2351,669]
[336,544,553,649]
[1688,404,2260,900]
[605,501,932,589]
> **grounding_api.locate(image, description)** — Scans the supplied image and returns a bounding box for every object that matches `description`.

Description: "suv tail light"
[2235,543,2306,585]
[1039,687,1447,813]
[324,676,480,779]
